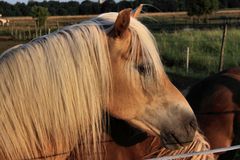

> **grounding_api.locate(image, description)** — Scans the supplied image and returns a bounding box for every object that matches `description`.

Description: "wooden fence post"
[18,31,22,40]
[28,27,31,40]
[11,22,14,35]
[35,21,38,38]
[14,29,18,39]
[23,31,26,40]
[186,47,190,73]
[57,21,59,30]
[218,24,227,72]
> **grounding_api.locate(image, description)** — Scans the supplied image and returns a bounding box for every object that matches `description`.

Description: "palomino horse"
[186,67,240,159]
[0,9,197,159]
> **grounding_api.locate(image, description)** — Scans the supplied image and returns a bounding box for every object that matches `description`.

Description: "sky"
[3,0,99,4]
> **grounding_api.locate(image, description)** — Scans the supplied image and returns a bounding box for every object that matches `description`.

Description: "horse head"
[106,9,198,149]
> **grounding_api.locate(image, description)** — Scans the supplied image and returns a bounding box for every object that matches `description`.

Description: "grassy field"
[154,28,240,78]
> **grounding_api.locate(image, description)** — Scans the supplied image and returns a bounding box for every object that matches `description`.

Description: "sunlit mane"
[0,12,163,159]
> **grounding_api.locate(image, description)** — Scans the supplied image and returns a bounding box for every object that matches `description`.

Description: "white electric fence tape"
[147,145,240,160]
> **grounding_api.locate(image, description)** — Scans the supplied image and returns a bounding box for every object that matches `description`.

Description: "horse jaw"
[128,118,160,136]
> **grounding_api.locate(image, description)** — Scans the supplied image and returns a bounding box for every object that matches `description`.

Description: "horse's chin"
[161,140,192,150]
[160,133,193,150]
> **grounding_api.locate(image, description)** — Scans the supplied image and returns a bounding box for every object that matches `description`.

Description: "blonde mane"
[0,13,163,159]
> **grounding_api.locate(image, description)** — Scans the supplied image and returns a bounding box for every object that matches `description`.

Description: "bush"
[31,6,49,28]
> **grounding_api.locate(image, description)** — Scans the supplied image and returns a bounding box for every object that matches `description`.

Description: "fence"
[0,15,90,41]
[1,11,240,40]
[148,145,240,160]
[0,13,240,77]
[142,14,240,32]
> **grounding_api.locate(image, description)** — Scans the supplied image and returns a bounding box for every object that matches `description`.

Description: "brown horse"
[0,8,197,159]
[186,67,240,159]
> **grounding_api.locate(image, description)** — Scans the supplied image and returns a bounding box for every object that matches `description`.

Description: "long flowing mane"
[0,12,162,159]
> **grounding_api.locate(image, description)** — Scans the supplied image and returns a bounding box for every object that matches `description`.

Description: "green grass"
[154,28,240,78]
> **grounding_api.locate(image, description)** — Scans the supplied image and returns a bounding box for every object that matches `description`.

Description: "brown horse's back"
[186,67,240,159]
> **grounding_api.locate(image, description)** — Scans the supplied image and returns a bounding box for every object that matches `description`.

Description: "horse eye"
[137,64,150,76]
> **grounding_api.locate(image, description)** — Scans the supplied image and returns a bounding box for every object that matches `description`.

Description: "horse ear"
[131,4,143,18]
[112,8,131,37]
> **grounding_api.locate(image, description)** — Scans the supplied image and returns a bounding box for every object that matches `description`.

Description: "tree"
[116,1,132,12]
[101,0,116,13]
[15,2,31,16]
[219,0,228,8]
[0,1,16,16]
[64,1,80,15]
[31,6,49,28]
[228,0,240,8]
[185,0,219,17]
[80,0,95,15]
[40,1,59,15]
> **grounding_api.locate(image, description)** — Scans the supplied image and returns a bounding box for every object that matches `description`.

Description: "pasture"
[1,10,240,80]
[155,28,240,77]
[1,28,240,84]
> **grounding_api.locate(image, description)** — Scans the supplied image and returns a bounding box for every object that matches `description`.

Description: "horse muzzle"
[129,104,198,150]
[160,117,198,149]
